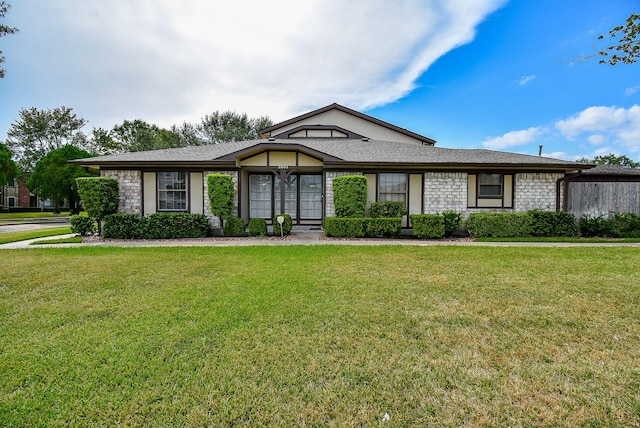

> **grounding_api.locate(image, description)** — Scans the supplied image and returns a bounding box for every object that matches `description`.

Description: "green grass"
[30,236,84,245]
[1,246,639,426]
[0,226,72,244]
[475,236,640,243]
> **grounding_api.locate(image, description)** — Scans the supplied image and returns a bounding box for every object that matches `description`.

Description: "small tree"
[26,145,97,214]
[207,173,235,230]
[333,175,367,218]
[76,177,119,235]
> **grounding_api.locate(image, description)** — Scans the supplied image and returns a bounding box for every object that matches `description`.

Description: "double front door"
[249,173,322,221]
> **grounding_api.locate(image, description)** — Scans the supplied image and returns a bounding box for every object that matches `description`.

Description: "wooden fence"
[565,181,640,218]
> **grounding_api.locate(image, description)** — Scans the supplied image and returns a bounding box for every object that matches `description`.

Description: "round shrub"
[224,217,246,237]
[248,218,267,237]
[70,215,96,236]
[273,213,293,236]
[368,201,405,218]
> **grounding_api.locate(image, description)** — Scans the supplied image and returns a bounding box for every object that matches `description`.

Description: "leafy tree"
[207,173,235,229]
[173,111,273,145]
[576,153,639,168]
[100,120,184,154]
[26,145,97,214]
[0,2,18,78]
[76,177,119,235]
[0,142,19,186]
[598,13,640,65]
[5,106,88,173]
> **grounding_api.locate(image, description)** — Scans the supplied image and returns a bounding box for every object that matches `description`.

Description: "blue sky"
[1,0,638,161]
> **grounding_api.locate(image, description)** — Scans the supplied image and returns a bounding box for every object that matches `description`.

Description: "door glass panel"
[299,175,322,219]
[274,175,297,219]
[250,174,272,218]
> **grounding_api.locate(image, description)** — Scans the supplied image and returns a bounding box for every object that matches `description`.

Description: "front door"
[250,173,322,222]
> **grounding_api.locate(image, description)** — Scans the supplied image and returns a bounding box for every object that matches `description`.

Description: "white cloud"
[517,75,536,86]
[625,86,640,96]
[483,104,640,158]
[482,127,544,149]
[15,0,507,128]
[555,105,630,139]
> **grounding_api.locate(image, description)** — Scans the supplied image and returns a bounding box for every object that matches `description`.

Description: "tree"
[5,106,89,173]
[598,13,640,65]
[76,177,119,235]
[0,142,18,186]
[173,111,273,145]
[576,153,640,168]
[96,120,184,154]
[207,173,235,230]
[0,2,18,78]
[26,145,97,214]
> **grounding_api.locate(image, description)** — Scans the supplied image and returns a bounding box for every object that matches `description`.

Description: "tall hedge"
[76,177,119,235]
[333,175,367,218]
[207,173,235,229]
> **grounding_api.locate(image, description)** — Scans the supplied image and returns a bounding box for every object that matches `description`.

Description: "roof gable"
[260,103,436,146]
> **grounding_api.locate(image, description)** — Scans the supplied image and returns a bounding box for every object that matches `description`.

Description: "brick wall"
[423,172,467,214]
[423,171,563,217]
[101,170,142,214]
[513,172,563,211]
[324,171,362,217]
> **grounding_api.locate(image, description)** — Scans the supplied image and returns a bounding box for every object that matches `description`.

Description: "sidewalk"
[3,231,640,249]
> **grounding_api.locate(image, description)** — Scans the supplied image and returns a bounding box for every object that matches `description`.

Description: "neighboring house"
[1,177,43,209]
[72,103,591,228]
[562,165,640,218]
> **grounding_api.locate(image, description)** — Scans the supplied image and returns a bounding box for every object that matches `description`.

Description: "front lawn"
[1,246,638,426]
[0,226,72,244]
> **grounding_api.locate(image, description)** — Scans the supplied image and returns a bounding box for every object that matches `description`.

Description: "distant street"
[0,219,70,233]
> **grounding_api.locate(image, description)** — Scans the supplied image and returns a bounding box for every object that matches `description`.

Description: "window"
[158,171,187,211]
[379,173,408,204]
[468,173,513,208]
[478,174,503,197]
[250,174,272,218]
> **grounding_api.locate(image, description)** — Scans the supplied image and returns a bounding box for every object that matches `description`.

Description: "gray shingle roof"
[73,138,587,169]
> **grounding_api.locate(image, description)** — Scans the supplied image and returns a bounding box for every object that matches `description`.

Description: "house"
[72,103,591,228]
[562,164,640,218]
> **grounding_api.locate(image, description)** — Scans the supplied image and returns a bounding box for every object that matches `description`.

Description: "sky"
[1,0,638,161]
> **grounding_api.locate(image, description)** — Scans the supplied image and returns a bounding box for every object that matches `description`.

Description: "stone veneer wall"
[423,171,563,217]
[101,170,142,214]
[202,170,239,228]
[324,171,362,218]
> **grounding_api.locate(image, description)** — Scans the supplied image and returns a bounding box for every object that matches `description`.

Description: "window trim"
[157,171,189,212]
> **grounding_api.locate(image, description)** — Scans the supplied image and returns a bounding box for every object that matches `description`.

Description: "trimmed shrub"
[324,217,366,238]
[70,215,96,236]
[103,214,148,239]
[466,212,532,238]
[248,218,267,237]
[273,213,293,236]
[365,218,402,237]
[528,210,578,237]
[410,214,445,239]
[579,214,617,237]
[76,177,119,235]
[333,175,367,218]
[368,201,406,218]
[207,174,235,227]
[103,213,211,239]
[146,213,211,239]
[224,217,246,237]
[442,210,462,237]
[611,212,640,237]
